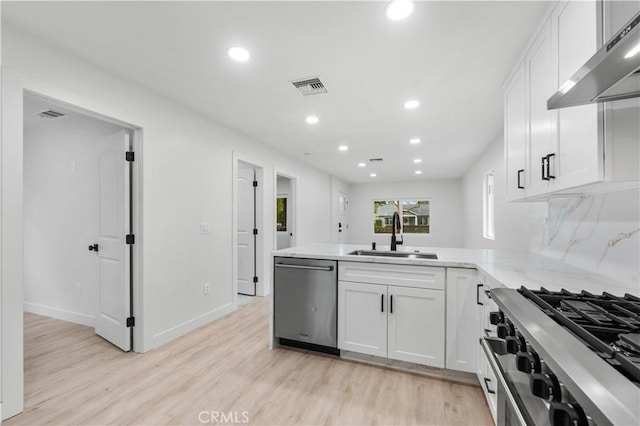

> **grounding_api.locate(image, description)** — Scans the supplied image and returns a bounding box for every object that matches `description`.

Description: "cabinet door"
[504,61,527,200]
[476,275,486,381]
[445,268,478,373]
[338,281,387,357]
[552,0,601,189]
[603,1,640,182]
[387,285,445,367]
[527,18,557,196]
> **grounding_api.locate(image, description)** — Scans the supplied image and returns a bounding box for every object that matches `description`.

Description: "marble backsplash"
[530,189,640,293]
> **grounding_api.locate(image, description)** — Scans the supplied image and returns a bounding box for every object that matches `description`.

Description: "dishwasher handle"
[275,263,335,272]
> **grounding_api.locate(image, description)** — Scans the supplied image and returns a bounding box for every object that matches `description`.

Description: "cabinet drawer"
[338,261,445,290]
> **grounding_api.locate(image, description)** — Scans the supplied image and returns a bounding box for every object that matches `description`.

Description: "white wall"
[1,25,336,419]
[347,179,464,248]
[24,102,123,326]
[462,136,544,249]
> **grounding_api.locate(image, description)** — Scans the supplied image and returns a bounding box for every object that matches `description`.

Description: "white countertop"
[273,243,637,296]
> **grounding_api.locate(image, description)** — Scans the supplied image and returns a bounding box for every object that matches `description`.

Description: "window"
[373,200,430,234]
[483,171,495,240]
[276,197,287,232]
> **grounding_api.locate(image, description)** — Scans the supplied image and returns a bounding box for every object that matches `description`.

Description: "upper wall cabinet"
[505,61,527,200]
[552,0,601,192]
[504,0,639,201]
[603,0,640,183]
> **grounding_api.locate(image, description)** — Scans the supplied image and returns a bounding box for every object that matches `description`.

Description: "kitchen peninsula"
[271,243,639,424]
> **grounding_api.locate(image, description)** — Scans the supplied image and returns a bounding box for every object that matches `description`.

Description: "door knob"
[88,244,99,252]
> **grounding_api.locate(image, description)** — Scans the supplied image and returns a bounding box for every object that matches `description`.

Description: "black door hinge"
[126,234,135,244]
[253,276,258,283]
[253,229,258,235]
[125,152,135,162]
[126,317,135,327]
[253,180,258,187]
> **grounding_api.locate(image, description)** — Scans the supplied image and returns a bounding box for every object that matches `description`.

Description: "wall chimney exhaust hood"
[547,11,640,110]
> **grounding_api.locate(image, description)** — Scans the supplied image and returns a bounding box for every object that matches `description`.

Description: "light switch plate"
[200,222,210,234]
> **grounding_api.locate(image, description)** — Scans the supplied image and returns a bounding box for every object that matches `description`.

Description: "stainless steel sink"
[347,250,437,259]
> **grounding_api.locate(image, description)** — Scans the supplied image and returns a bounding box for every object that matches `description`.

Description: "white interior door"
[336,191,348,242]
[95,129,131,351]
[237,167,256,295]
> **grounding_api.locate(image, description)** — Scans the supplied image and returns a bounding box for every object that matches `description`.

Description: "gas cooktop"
[519,287,640,384]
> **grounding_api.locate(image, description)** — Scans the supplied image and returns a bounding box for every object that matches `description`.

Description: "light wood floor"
[8,298,493,425]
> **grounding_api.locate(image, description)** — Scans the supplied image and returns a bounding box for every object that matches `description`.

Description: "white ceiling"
[3,1,550,183]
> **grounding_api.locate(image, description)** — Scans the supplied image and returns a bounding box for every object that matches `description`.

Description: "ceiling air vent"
[369,158,384,162]
[37,110,67,119]
[291,77,327,96]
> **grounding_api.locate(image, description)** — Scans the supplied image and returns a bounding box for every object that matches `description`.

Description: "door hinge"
[253,180,258,187]
[125,152,135,162]
[126,317,135,327]
[253,276,258,283]
[253,228,258,235]
[126,234,135,244]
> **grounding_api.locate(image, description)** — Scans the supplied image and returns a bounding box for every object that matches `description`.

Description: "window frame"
[483,170,495,240]
[372,198,431,235]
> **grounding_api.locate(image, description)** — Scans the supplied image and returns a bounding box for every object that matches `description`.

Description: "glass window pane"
[373,199,430,234]
[277,197,287,232]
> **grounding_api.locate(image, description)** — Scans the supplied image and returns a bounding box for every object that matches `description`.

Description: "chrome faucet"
[390,211,403,251]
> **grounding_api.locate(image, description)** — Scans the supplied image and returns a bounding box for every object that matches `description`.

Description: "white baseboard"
[152,303,237,349]
[23,302,95,327]
[341,350,479,386]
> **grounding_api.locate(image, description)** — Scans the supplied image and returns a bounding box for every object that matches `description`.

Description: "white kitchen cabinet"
[388,285,445,366]
[445,268,478,373]
[338,262,445,368]
[504,60,527,201]
[526,17,557,196]
[503,0,638,201]
[602,0,640,183]
[476,274,499,424]
[550,0,601,191]
[338,281,445,366]
[338,281,387,357]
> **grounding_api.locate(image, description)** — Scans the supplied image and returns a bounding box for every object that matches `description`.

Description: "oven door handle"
[481,337,528,426]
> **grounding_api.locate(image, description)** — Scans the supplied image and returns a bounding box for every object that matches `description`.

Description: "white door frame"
[0,70,144,420]
[274,170,297,250]
[232,152,265,300]
[21,91,144,351]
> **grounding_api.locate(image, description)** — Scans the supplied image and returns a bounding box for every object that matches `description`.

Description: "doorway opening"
[276,173,296,250]
[23,92,140,352]
[236,160,263,298]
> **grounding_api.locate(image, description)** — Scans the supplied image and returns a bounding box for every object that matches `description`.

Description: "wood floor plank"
[7,297,493,425]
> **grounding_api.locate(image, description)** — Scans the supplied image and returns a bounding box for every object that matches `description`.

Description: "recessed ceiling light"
[227,47,250,62]
[386,0,414,21]
[306,115,319,124]
[358,162,366,167]
[413,158,422,163]
[404,100,420,110]
[338,145,349,151]
[415,170,422,175]
[370,173,377,177]
[409,138,421,145]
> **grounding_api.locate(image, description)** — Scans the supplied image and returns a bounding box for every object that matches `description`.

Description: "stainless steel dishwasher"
[274,257,338,353]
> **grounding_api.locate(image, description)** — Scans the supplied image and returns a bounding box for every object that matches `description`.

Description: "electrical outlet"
[75,283,82,296]
[70,161,78,174]
[203,282,211,295]
[26,222,33,233]
[200,222,210,234]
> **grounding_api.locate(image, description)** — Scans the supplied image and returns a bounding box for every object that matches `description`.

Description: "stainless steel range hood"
[547,11,640,110]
